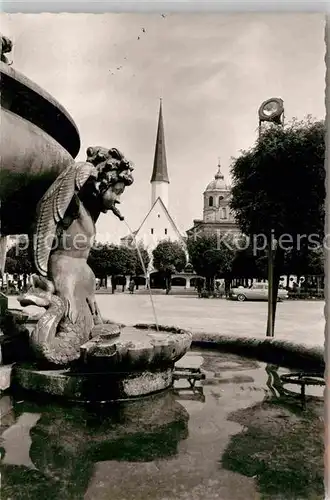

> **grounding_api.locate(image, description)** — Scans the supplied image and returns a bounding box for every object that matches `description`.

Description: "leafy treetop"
[230,118,325,241]
[152,240,187,275]
[187,233,236,279]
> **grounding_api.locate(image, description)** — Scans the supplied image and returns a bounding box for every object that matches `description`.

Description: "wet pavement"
[0,350,324,500]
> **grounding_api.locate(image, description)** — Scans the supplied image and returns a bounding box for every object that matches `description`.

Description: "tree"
[133,244,150,277]
[152,240,187,292]
[5,237,34,288]
[88,244,113,288]
[88,243,151,292]
[230,118,325,334]
[283,246,324,282]
[117,246,136,277]
[187,233,236,293]
[230,233,267,284]
[306,247,324,276]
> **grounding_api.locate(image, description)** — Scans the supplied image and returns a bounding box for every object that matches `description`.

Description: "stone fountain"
[0,35,192,401]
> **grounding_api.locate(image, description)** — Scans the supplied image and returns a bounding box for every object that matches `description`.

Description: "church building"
[120,100,186,280]
[186,161,239,239]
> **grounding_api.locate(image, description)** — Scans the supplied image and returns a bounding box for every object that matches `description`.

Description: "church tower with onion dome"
[186,160,238,238]
[203,161,231,223]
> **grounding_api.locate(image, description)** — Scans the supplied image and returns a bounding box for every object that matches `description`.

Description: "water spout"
[123,220,159,331]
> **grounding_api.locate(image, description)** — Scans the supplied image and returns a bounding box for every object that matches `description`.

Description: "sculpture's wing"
[74,161,98,191]
[34,162,98,277]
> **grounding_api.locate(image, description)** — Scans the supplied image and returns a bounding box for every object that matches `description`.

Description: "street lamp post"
[266,235,277,337]
[258,98,284,337]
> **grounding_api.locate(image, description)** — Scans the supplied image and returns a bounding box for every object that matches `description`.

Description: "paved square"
[9,295,325,349]
[95,295,325,348]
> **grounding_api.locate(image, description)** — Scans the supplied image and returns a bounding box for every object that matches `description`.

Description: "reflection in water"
[172,385,205,403]
[265,364,286,398]
[221,364,324,500]
[265,364,324,405]
[1,352,324,500]
[1,391,189,500]
[1,413,41,470]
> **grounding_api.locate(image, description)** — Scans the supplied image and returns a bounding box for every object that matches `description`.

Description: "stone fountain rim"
[133,323,325,371]
[1,62,80,157]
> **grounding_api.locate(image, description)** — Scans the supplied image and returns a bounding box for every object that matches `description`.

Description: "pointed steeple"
[150,99,170,184]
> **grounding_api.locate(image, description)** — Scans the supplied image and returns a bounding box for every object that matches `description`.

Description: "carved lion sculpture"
[19,147,134,366]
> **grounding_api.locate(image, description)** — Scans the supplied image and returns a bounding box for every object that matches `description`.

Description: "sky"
[1,13,326,243]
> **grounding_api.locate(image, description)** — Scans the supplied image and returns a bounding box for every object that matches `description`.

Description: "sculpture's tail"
[31,294,82,366]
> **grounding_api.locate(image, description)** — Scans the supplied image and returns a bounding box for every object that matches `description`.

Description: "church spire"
[150,99,170,184]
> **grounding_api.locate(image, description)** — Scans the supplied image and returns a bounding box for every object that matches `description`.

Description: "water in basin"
[1,350,324,500]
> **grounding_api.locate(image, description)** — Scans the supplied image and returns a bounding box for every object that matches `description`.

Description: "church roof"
[135,196,184,242]
[120,196,185,251]
[150,99,170,184]
[204,161,228,192]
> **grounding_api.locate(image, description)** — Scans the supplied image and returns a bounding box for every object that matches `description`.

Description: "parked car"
[230,282,289,302]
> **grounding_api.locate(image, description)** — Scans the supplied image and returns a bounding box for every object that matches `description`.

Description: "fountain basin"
[3,350,324,500]
[79,326,193,371]
[0,62,80,235]
[12,326,193,401]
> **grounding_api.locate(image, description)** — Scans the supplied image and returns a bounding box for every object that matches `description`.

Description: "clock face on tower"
[258,97,284,123]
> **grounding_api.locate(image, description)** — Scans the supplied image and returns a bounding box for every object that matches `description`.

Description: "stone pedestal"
[13,365,173,401]
[12,325,192,402]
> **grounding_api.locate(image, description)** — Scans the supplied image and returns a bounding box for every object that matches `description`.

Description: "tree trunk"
[111,276,116,294]
[224,278,231,297]
[207,277,214,294]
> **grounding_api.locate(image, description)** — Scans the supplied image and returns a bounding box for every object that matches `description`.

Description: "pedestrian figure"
[129,279,135,294]
[196,277,203,298]
[224,279,231,298]
[215,279,221,297]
